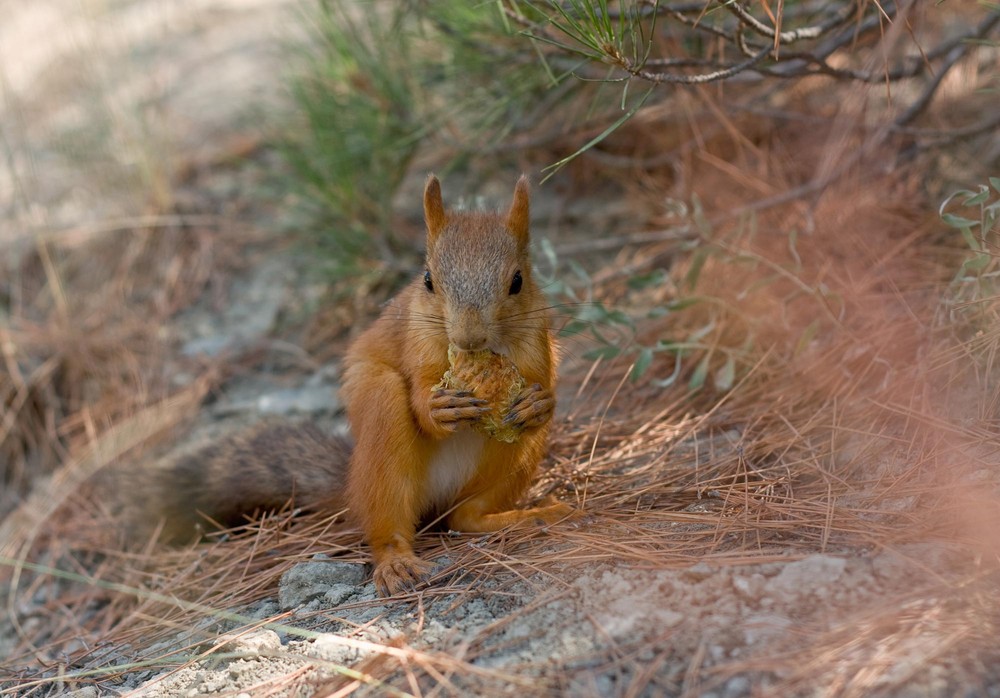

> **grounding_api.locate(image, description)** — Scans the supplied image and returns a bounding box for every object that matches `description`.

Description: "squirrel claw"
[433,389,476,399]
[502,384,554,430]
[374,554,433,597]
[429,388,491,431]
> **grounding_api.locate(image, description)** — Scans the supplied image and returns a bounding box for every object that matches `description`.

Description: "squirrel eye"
[424,270,434,292]
[509,270,523,295]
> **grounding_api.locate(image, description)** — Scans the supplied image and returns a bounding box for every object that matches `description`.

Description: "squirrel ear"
[506,175,530,248]
[424,174,447,245]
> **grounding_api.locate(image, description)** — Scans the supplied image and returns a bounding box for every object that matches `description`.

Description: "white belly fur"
[425,429,485,510]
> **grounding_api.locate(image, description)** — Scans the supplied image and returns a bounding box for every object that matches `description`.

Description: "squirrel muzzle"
[449,306,491,351]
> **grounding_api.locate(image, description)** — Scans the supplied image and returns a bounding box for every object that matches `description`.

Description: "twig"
[893,10,1000,127]
[623,44,772,85]
[724,0,854,44]
[894,111,1000,149]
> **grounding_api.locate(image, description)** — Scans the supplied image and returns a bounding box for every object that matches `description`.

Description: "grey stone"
[278,561,367,610]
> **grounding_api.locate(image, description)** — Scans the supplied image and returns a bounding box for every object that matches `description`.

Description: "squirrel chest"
[424,429,486,509]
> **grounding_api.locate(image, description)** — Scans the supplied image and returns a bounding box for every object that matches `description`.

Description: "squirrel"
[138,175,574,596]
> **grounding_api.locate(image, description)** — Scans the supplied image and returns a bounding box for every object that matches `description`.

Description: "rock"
[180,258,289,358]
[255,385,340,415]
[731,573,766,603]
[768,555,846,596]
[659,609,685,628]
[301,632,364,666]
[871,543,968,582]
[724,676,751,698]
[212,629,281,656]
[278,561,367,610]
[681,562,716,582]
[322,583,357,607]
[742,612,792,645]
[180,335,234,358]
[210,367,342,418]
[63,688,98,698]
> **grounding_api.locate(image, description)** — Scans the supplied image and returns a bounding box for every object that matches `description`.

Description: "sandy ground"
[0,0,298,242]
[2,1,999,697]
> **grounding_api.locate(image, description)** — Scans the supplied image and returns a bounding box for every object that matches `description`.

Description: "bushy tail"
[129,421,351,543]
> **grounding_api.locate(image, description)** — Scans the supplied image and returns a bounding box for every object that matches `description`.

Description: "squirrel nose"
[453,333,488,352]
[451,308,489,351]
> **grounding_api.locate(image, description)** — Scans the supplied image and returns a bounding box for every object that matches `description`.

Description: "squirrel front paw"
[502,383,554,431]
[373,553,433,597]
[429,389,490,434]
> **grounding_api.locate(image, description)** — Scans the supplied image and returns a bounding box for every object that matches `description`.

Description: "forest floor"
[2,1,999,697]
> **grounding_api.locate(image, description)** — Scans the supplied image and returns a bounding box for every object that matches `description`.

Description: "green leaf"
[589,322,614,347]
[666,296,704,312]
[941,213,980,230]
[963,186,990,206]
[651,354,683,388]
[584,345,622,360]
[538,237,559,274]
[959,226,982,252]
[576,303,611,323]
[689,354,710,390]
[631,346,654,381]
[713,355,735,391]
[627,268,669,290]
[684,247,710,291]
[567,259,592,284]
[558,320,589,337]
[687,320,716,343]
[605,309,634,327]
[944,188,978,203]
[985,201,1000,228]
[961,253,992,274]
[544,280,571,298]
[576,302,632,327]
[989,177,1000,193]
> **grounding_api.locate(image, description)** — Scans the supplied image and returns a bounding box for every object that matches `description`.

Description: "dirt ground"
[2,1,999,697]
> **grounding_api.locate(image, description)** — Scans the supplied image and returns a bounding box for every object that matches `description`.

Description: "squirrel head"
[418,175,541,355]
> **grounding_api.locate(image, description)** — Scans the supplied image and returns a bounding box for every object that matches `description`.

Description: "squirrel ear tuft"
[424,174,447,245]
[506,175,530,248]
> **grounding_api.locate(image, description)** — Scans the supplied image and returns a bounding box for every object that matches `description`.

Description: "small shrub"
[938,179,1000,330]
[282,0,560,277]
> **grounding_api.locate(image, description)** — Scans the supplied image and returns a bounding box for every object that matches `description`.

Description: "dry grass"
[0,216,242,515]
[4,172,999,693]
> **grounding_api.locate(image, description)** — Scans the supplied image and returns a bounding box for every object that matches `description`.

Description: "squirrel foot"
[502,383,555,431]
[448,497,577,532]
[529,499,576,525]
[373,553,434,597]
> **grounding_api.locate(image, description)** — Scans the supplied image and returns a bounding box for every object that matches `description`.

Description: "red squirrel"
[141,176,572,596]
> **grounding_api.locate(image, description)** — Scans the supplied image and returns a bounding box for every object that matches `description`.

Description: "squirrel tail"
[129,421,351,544]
